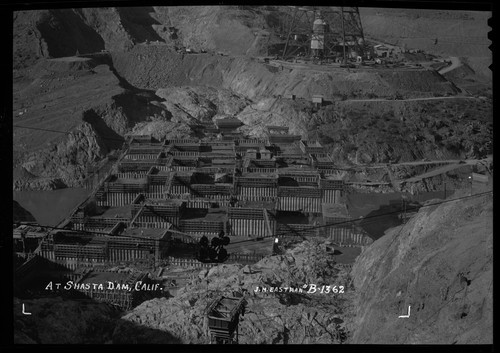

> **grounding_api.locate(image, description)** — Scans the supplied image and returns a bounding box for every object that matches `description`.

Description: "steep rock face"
[349,189,493,344]
[13,8,135,69]
[236,97,313,138]
[13,60,166,190]
[150,6,268,55]
[114,240,355,344]
[14,122,108,190]
[131,119,192,140]
[154,85,250,124]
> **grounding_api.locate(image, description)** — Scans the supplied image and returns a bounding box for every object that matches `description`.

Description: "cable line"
[14,190,492,247]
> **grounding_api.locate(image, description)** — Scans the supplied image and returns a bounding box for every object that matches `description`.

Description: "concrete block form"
[32,135,360,272]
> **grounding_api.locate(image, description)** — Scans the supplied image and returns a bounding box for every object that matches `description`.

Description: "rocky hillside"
[114,240,354,344]
[312,97,492,165]
[12,56,168,190]
[348,188,493,343]
[13,6,492,191]
[13,185,493,344]
[13,6,270,70]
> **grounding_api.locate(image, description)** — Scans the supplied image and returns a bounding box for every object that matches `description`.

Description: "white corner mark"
[398,305,411,318]
[22,303,32,315]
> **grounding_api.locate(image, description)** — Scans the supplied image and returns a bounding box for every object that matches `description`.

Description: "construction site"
[14,123,375,308]
[12,5,492,345]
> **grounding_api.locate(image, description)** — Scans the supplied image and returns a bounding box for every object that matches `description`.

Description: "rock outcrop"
[114,239,355,344]
[348,189,493,343]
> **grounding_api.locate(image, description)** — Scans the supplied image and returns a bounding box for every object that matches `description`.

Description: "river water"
[346,190,451,240]
[13,187,450,237]
[13,188,91,227]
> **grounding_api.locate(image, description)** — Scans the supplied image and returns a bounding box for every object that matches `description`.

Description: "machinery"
[274,6,365,63]
[196,231,231,263]
[206,295,247,344]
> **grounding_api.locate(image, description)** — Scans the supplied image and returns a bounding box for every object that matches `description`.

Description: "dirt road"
[438,56,461,75]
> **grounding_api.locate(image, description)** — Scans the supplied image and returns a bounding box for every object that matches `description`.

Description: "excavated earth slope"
[348,188,493,343]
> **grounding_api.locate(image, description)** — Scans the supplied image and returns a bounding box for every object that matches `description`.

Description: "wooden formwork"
[169,141,201,152]
[227,207,268,236]
[127,145,165,155]
[236,176,278,189]
[71,217,128,233]
[320,179,345,190]
[299,140,325,155]
[185,198,231,209]
[190,184,234,196]
[104,182,148,193]
[268,135,302,144]
[180,220,226,235]
[119,161,156,172]
[236,138,268,147]
[277,197,322,213]
[132,213,179,228]
[278,186,322,198]
[247,167,277,174]
[115,171,149,179]
[39,229,169,269]
[196,166,236,174]
[147,184,169,194]
[228,219,268,237]
[276,223,318,237]
[166,256,216,268]
[324,226,373,246]
[171,165,197,172]
[147,166,172,184]
[237,186,277,198]
[200,152,236,159]
[131,221,172,229]
[171,151,200,157]
[227,207,264,219]
[97,192,141,207]
[123,153,159,160]
[321,189,343,204]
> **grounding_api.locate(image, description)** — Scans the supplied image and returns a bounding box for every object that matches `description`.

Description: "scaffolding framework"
[273,6,365,61]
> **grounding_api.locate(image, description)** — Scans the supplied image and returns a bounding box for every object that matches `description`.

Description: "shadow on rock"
[113,318,182,344]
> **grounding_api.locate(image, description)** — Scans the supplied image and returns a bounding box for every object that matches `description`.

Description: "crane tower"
[276,6,365,63]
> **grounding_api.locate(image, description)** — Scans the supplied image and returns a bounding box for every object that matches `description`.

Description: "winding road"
[438,57,462,75]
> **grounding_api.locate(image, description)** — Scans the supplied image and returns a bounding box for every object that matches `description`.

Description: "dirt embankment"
[348,189,493,343]
[111,46,458,102]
